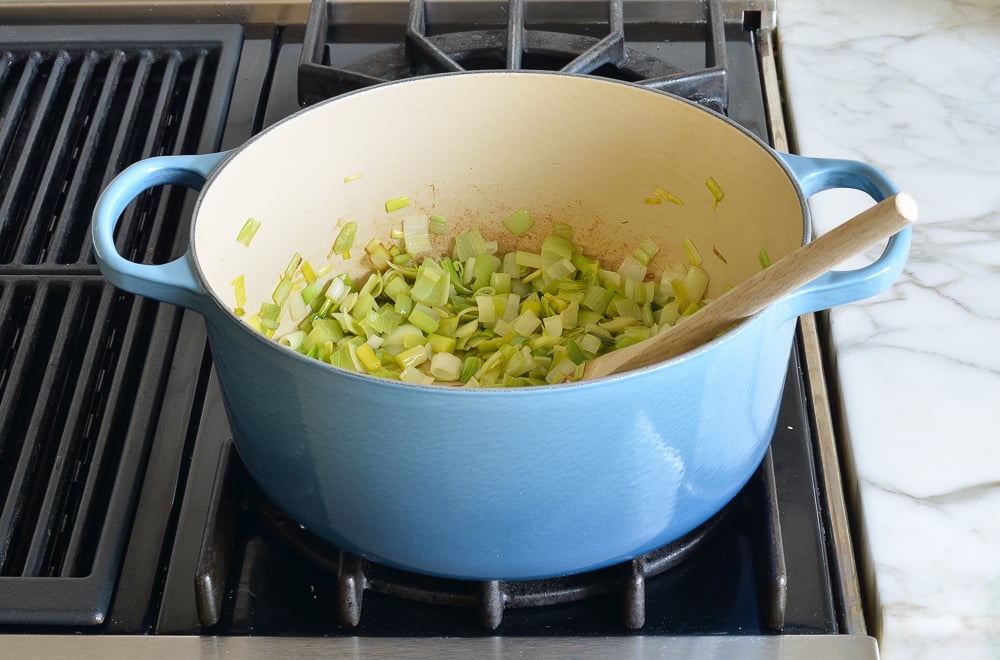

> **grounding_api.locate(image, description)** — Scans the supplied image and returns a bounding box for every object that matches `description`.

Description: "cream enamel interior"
[193,73,804,334]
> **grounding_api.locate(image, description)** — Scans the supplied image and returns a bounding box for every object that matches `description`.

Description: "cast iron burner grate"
[298,0,728,112]
[195,439,788,632]
[0,24,240,627]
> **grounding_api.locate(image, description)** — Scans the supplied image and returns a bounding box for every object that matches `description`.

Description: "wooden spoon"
[582,192,918,380]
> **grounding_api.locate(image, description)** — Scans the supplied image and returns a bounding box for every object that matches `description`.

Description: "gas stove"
[0,1,877,657]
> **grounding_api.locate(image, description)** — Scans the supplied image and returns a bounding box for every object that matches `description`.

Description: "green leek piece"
[429,215,449,235]
[502,208,534,235]
[328,343,354,370]
[430,352,463,381]
[682,238,703,266]
[427,333,457,354]
[546,357,577,384]
[613,298,643,321]
[278,330,307,351]
[578,333,602,355]
[514,250,541,270]
[365,238,393,271]
[331,220,358,259]
[685,266,709,304]
[542,314,563,337]
[395,344,429,369]
[259,301,280,328]
[653,186,684,205]
[566,341,587,365]
[541,235,573,263]
[369,305,405,335]
[385,323,424,349]
[300,279,325,305]
[552,222,573,239]
[326,274,353,304]
[436,314,460,338]
[410,260,449,305]
[230,274,246,311]
[302,319,344,351]
[581,285,613,314]
[284,253,302,279]
[288,291,308,322]
[544,257,576,281]
[459,356,482,383]
[355,344,382,373]
[442,258,472,295]
[403,215,432,254]
[236,218,261,246]
[476,295,497,326]
[272,276,293,305]
[382,271,411,301]
[706,177,725,209]
[400,365,434,385]
[301,260,317,283]
[471,254,502,291]
[633,237,659,265]
[490,271,512,294]
[671,278,689,311]
[759,247,772,269]
[454,228,489,261]
[394,292,414,317]
[385,195,410,213]
[617,255,646,283]
[511,309,541,337]
[408,303,441,334]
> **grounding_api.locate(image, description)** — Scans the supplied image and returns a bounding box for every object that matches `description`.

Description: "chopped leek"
[330,220,358,259]
[385,195,410,213]
[355,342,382,373]
[653,186,684,205]
[245,206,734,386]
[454,228,489,261]
[403,215,433,254]
[230,274,246,314]
[430,352,463,381]
[502,208,534,235]
[759,248,772,269]
[236,218,261,247]
[705,177,724,209]
[343,173,363,183]
[682,238,703,266]
[429,215,449,235]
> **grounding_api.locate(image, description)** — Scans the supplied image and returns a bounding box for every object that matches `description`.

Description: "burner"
[195,439,787,633]
[251,483,730,630]
[298,0,728,111]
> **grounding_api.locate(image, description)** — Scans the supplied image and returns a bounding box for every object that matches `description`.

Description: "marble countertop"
[777,1,1000,658]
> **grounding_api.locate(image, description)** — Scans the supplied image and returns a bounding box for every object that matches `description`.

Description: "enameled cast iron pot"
[93,72,910,580]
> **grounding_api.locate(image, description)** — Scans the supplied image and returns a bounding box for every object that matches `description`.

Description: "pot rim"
[188,70,811,390]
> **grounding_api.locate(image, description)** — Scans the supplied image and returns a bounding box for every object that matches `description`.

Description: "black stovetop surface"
[0,3,839,637]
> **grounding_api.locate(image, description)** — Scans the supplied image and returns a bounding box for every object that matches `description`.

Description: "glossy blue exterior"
[93,100,911,581]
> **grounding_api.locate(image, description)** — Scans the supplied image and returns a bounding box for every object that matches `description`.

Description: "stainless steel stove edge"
[0,0,776,30]
[3,634,878,659]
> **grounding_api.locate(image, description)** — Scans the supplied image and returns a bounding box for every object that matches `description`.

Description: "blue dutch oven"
[93,72,910,580]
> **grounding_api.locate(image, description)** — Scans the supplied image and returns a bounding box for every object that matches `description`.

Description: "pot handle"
[92,151,230,314]
[776,152,913,319]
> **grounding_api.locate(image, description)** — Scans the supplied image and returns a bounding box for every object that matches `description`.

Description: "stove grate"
[195,439,788,632]
[0,25,241,627]
[298,0,728,112]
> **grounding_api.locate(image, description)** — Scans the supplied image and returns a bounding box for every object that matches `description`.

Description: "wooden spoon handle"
[583,192,917,380]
